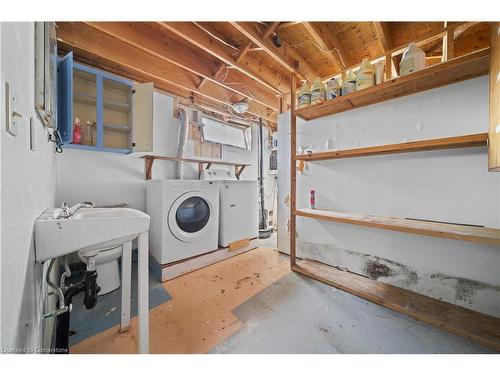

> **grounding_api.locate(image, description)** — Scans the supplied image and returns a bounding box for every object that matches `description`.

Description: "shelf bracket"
[144,157,154,180]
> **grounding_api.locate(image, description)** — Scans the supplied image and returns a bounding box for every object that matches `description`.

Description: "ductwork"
[176,107,189,180]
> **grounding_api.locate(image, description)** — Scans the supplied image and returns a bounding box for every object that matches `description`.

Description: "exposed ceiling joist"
[373,22,393,52]
[230,22,317,83]
[84,22,278,112]
[302,22,345,70]
[56,23,277,124]
[278,22,303,29]
[158,22,288,94]
[198,22,280,94]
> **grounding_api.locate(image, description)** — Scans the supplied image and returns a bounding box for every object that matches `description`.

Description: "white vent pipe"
[176,107,189,179]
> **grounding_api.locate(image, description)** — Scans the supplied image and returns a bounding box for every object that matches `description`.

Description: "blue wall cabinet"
[57,52,153,153]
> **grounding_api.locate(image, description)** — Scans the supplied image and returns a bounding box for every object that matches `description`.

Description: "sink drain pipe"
[48,257,100,354]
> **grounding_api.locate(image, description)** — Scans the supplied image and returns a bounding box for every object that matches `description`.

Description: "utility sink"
[35,207,150,262]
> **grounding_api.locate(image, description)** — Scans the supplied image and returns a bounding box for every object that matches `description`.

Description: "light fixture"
[232,101,249,114]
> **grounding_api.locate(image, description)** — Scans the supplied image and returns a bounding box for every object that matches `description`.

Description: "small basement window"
[34,22,57,128]
[200,117,252,150]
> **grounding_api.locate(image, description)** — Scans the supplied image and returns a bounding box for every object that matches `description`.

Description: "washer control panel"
[200,168,237,181]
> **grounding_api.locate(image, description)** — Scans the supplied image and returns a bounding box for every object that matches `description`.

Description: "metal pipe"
[258,117,266,229]
[46,258,65,310]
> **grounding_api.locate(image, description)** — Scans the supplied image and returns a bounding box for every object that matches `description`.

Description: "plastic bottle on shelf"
[399,43,426,76]
[310,190,316,210]
[326,77,341,100]
[310,78,326,105]
[356,58,375,90]
[72,117,82,144]
[341,70,356,96]
[297,81,311,108]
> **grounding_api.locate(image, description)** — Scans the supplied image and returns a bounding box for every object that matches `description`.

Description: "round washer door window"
[168,190,214,243]
[175,196,210,233]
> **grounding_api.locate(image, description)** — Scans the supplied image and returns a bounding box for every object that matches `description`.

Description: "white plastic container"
[297,82,311,108]
[375,60,385,84]
[310,78,326,105]
[326,78,341,100]
[356,58,375,90]
[399,43,426,76]
[341,70,356,96]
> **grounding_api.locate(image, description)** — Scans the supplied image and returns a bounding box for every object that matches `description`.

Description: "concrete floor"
[212,271,493,354]
[71,248,493,354]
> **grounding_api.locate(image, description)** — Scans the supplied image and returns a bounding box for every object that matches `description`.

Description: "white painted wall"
[278,77,500,317]
[0,22,57,350]
[56,92,263,211]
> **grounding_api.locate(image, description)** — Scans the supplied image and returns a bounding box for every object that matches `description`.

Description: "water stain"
[364,260,393,280]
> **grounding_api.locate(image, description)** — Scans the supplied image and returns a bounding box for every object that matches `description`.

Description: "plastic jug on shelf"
[399,43,426,76]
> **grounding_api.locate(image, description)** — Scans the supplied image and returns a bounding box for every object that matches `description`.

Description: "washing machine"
[146,179,219,265]
[201,169,259,247]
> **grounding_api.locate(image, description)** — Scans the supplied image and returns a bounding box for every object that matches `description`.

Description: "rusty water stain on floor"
[70,248,290,354]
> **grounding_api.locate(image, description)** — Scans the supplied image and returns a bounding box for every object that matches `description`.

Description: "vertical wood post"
[290,74,297,267]
[385,54,392,81]
[489,22,500,171]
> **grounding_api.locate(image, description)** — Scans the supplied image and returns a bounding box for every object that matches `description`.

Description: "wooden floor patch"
[292,259,500,352]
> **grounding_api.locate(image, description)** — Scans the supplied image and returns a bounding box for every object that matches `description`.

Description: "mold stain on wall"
[297,241,500,318]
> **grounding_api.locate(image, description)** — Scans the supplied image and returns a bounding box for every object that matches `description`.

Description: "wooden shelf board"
[141,155,251,180]
[295,208,500,247]
[292,259,500,352]
[140,155,251,167]
[294,133,488,161]
[294,48,490,121]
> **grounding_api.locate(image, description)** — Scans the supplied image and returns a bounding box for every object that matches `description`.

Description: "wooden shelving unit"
[288,30,500,350]
[294,133,488,161]
[141,155,250,180]
[295,208,500,246]
[294,48,490,121]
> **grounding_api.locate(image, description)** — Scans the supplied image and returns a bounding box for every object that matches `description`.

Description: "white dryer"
[201,169,258,247]
[146,179,219,265]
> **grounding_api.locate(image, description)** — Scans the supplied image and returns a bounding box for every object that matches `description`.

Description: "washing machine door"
[168,190,214,243]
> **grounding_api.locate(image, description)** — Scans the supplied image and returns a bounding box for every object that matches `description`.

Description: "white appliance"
[218,180,259,247]
[201,169,258,247]
[146,180,219,264]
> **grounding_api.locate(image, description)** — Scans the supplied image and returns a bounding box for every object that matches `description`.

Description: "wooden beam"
[295,208,500,246]
[373,22,396,80]
[302,22,346,70]
[489,22,500,171]
[197,22,280,95]
[158,22,288,94]
[373,22,393,52]
[290,73,297,267]
[238,22,279,63]
[84,22,279,112]
[56,23,276,123]
[293,259,500,352]
[277,22,303,29]
[230,22,317,83]
[294,133,488,161]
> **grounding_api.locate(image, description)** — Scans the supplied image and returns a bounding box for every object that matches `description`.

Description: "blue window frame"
[57,52,133,154]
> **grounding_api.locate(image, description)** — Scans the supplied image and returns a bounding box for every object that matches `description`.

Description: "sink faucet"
[57,202,95,219]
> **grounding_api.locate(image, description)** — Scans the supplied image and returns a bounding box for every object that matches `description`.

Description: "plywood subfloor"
[70,247,290,353]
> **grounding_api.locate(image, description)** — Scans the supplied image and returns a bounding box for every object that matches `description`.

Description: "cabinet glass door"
[73,68,97,146]
[103,77,131,149]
